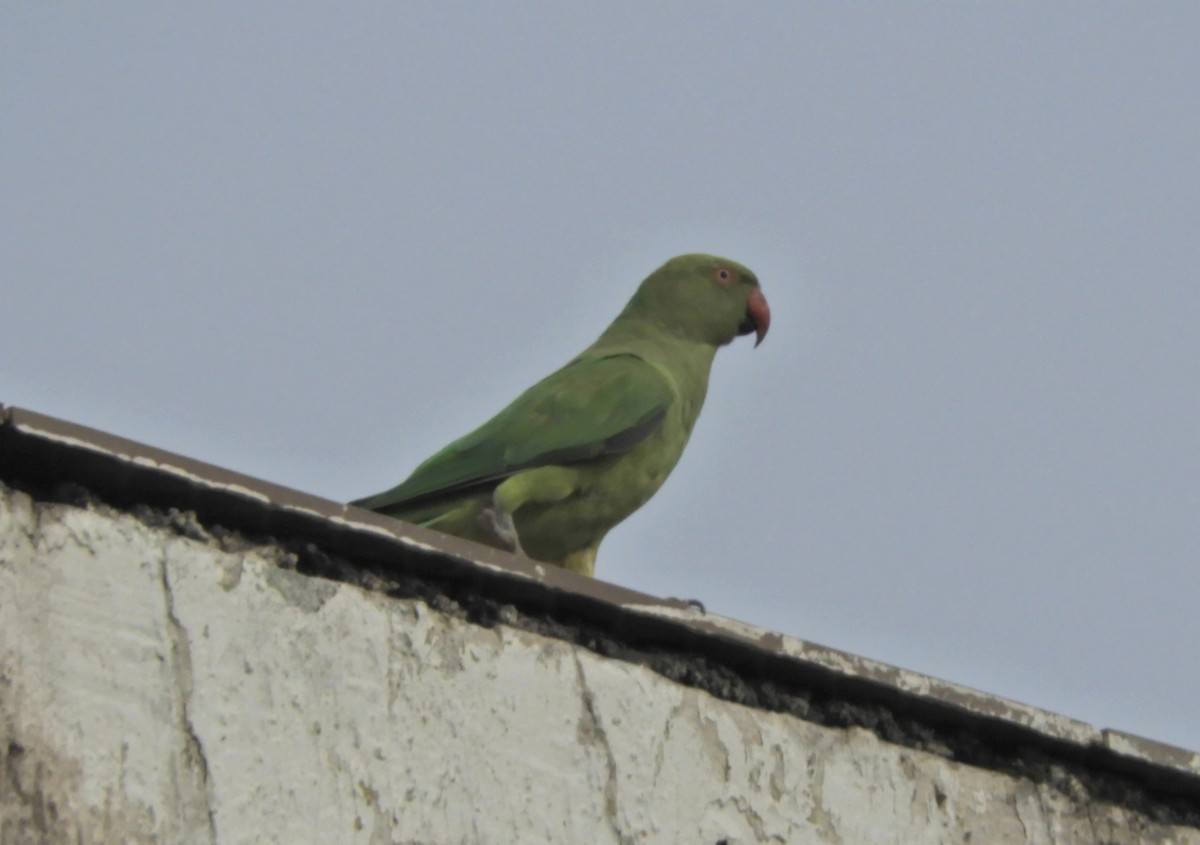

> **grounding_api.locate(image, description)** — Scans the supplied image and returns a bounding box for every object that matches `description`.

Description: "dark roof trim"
[2,403,1197,797]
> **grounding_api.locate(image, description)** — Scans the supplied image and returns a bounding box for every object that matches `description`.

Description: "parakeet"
[352,253,770,577]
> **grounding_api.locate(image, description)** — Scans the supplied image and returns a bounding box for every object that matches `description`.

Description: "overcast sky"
[4,4,1198,752]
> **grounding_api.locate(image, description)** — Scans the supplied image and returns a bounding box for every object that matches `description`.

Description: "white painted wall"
[1,483,1196,845]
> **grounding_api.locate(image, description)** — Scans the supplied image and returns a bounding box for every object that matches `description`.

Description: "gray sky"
[4,4,1198,751]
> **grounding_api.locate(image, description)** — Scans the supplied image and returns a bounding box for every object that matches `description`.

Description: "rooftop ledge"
[2,402,1197,809]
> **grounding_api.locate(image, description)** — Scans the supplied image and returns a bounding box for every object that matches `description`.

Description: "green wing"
[354,353,673,512]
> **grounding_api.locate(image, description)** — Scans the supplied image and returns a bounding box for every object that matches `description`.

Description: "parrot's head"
[627,254,770,348]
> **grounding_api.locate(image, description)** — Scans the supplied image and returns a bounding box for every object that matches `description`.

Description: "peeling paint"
[263,565,337,612]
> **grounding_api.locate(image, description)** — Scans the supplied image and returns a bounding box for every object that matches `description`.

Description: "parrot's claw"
[666,597,707,613]
[479,505,526,556]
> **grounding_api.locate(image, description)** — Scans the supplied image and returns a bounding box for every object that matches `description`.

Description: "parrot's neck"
[590,317,718,425]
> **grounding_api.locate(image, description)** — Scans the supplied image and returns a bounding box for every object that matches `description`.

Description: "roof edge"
[2,403,1197,799]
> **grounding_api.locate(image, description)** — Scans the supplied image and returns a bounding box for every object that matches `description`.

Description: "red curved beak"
[747,287,770,347]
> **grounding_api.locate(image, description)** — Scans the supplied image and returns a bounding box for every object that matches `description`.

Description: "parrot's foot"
[478,505,526,556]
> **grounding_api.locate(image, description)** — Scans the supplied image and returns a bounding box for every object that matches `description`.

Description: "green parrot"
[352,253,770,577]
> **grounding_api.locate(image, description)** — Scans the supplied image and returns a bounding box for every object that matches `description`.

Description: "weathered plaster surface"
[1,483,1196,844]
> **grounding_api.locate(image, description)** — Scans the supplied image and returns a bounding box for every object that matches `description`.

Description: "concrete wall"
[2,481,1198,845]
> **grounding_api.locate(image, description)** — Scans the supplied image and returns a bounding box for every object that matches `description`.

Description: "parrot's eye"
[713,267,737,287]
